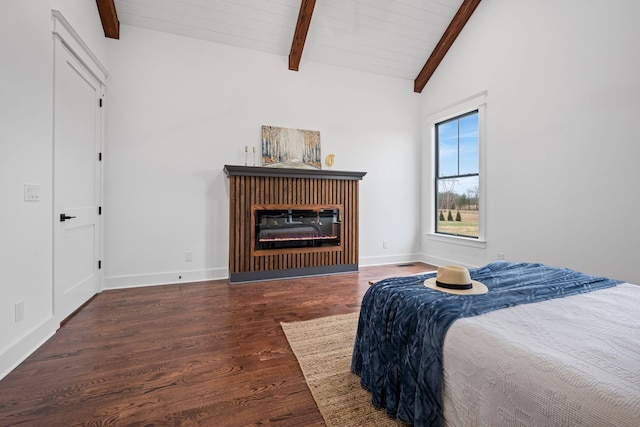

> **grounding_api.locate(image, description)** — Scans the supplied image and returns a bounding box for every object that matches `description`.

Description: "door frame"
[52,10,108,319]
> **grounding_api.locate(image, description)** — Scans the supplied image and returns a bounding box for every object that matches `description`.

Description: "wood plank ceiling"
[99,0,481,93]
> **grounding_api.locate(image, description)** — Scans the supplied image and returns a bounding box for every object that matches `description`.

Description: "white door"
[53,40,102,323]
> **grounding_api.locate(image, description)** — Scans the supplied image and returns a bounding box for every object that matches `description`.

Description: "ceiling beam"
[289,0,317,71]
[414,0,482,93]
[96,0,120,39]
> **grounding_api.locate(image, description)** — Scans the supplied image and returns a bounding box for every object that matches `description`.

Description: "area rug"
[281,312,407,426]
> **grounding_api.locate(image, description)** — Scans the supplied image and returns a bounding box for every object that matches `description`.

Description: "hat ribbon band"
[435,280,473,290]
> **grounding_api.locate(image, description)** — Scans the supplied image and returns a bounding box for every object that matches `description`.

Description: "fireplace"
[253,205,341,253]
[224,165,366,283]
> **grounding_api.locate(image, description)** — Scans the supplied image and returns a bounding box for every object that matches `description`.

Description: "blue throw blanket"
[351,261,623,426]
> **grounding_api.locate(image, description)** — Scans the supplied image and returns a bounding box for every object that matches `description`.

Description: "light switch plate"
[24,183,40,201]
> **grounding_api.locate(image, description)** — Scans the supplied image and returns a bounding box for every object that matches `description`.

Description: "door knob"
[60,213,76,222]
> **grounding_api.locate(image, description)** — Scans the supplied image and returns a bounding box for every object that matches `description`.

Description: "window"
[435,111,479,238]
[426,91,486,243]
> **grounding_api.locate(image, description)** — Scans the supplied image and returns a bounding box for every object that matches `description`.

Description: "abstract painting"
[261,125,321,169]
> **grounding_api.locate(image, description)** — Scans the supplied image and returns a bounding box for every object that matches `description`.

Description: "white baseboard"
[359,253,423,267]
[360,253,477,270]
[417,253,477,270]
[0,315,59,381]
[103,267,229,290]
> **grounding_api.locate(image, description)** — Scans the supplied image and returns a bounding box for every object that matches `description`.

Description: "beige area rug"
[281,312,407,427]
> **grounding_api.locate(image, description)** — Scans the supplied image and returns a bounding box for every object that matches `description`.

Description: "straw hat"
[424,266,488,295]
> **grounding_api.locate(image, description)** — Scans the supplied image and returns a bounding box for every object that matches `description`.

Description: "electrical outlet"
[383,240,388,249]
[15,301,24,322]
[497,253,505,260]
[185,251,193,262]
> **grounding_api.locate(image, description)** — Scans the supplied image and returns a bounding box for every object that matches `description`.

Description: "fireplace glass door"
[253,205,341,252]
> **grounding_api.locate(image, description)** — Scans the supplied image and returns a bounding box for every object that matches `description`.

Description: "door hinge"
[98,260,102,269]
[98,152,102,161]
[98,206,102,215]
[99,98,103,108]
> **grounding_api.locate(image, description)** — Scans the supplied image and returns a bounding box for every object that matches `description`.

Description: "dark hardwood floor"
[0,263,435,426]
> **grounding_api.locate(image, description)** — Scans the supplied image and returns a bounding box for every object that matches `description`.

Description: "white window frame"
[424,91,487,248]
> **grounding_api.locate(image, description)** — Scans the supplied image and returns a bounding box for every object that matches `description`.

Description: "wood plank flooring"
[0,263,435,426]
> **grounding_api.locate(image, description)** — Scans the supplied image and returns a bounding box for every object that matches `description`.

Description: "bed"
[351,261,640,427]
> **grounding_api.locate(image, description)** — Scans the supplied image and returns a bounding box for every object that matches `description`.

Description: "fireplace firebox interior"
[254,206,341,251]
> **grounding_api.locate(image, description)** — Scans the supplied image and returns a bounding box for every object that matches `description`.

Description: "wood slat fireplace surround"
[224,165,366,283]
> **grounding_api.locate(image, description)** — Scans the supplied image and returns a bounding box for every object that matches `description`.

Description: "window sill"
[426,233,486,249]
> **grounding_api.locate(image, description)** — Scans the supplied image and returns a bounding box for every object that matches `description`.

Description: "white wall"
[420,0,640,283]
[0,0,106,379]
[103,25,422,288]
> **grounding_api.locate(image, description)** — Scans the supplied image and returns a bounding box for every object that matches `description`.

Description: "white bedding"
[442,283,640,427]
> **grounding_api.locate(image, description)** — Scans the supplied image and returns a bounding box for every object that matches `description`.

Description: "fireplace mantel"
[223,165,366,181]
[224,165,366,283]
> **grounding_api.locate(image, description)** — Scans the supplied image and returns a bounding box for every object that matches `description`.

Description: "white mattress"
[442,283,640,427]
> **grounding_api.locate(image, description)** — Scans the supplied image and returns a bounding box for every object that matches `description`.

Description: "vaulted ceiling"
[97,0,481,92]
